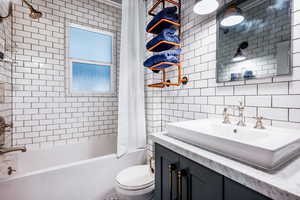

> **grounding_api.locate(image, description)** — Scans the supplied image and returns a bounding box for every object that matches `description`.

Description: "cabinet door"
[224,178,272,200]
[179,157,223,200]
[155,144,180,200]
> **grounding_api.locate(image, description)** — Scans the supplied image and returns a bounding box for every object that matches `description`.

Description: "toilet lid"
[115,165,154,190]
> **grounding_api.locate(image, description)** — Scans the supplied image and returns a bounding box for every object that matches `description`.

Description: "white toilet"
[115,165,154,200]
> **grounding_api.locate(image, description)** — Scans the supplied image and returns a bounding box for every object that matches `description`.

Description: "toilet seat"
[115,165,154,191]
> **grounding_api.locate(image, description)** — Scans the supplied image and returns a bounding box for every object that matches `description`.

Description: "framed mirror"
[216,0,292,82]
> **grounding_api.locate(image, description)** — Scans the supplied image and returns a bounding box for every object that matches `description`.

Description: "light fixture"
[193,0,219,15]
[232,49,246,62]
[220,6,244,27]
[232,41,248,62]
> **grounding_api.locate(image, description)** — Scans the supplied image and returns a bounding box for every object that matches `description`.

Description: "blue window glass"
[69,27,112,63]
[72,62,111,92]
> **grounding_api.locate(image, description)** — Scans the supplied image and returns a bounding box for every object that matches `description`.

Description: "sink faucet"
[222,108,231,124]
[236,101,246,127]
[254,116,265,129]
[0,146,27,155]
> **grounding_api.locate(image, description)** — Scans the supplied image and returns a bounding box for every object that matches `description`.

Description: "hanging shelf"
[146,0,188,88]
[146,19,180,35]
[148,61,179,70]
[147,40,180,52]
[148,0,181,16]
[148,63,188,88]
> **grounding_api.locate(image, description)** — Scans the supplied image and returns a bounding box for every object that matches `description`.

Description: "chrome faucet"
[0,116,12,146]
[222,108,231,124]
[236,101,246,127]
[0,146,27,155]
[254,116,265,129]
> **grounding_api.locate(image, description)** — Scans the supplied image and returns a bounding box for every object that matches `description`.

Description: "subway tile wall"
[12,0,121,149]
[145,0,300,147]
[0,2,13,147]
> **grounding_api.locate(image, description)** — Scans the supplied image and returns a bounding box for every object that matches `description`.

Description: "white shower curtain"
[117,0,146,157]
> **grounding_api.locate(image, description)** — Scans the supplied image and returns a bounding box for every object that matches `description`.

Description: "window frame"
[66,23,115,96]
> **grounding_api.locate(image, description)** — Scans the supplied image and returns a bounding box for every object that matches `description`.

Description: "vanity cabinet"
[155,144,272,200]
[224,178,271,200]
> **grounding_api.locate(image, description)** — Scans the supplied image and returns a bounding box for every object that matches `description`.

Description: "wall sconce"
[220,6,244,27]
[193,0,219,15]
[232,41,248,62]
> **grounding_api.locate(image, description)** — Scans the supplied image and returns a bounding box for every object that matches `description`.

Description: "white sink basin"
[166,119,300,171]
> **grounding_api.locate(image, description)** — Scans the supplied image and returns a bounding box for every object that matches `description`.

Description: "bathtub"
[0,134,146,200]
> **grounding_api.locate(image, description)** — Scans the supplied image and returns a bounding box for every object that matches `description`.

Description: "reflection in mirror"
[216,0,291,82]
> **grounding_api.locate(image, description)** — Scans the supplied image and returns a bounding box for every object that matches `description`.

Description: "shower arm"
[22,0,35,10]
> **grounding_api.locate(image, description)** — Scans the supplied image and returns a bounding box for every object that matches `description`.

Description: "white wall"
[11,0,121,149]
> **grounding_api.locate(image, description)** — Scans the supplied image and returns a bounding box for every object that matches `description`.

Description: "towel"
[144,48,181,69]
[146,28,180,50]
[146,6,179,32]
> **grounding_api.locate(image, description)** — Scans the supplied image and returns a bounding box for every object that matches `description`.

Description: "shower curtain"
[117,0,146,157]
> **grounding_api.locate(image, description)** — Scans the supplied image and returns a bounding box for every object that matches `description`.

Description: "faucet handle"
[223,107,228,114]
[223,107,231,124]
[254,116,265,129]
[238,101,245,110]
[0,116,12,129]
[256,116,263,121]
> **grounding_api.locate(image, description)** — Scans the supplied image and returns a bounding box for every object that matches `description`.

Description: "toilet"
[115,165,154,200]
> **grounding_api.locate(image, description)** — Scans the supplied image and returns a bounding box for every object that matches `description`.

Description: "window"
[68,24,114,94]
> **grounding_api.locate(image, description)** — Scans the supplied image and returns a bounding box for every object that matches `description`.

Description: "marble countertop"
[150,133,300,200]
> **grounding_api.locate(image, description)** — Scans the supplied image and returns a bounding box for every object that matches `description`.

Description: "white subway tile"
[216,86,234,96]
[289,81,300,94]
[258,108,288,121]
[289,109,300,122]
[273,95,300,108]
[258,82,289,95]
[234,85,257,95]
[246,96,272,107]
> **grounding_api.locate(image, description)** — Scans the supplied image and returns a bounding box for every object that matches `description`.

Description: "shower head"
[29,7,42,19]
[22,0,42,19]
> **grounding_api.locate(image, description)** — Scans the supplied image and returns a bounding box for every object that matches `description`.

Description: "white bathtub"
[0,135,146,200]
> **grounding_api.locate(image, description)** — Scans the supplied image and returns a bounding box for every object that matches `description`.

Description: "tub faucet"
[0,146,27,155]
[236,101,246,127]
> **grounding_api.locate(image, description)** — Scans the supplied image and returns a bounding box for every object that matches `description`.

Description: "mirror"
[216,0,291,82]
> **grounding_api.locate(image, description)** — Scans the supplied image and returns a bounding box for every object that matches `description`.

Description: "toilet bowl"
[115,165,154,200]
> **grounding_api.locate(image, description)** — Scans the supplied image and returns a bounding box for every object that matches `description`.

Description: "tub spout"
[0,146,27,155]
